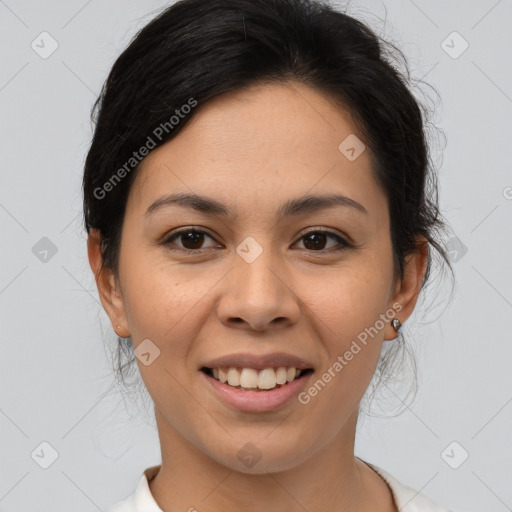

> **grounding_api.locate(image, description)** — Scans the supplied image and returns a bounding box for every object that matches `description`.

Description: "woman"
[83,0,455,510]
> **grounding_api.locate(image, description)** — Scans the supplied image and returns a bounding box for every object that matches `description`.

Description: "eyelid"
[161,227,219,249]
[161,226,352,252]
[294,228,352,250]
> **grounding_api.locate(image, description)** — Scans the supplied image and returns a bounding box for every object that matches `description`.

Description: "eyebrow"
[144,192,368,220]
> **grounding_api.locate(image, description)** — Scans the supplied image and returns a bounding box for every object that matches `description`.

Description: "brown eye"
[162,228,351,254]
[295,231,351,252]
[164,229,217,252]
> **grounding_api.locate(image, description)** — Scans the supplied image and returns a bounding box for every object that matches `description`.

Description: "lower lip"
[200,370,313,413]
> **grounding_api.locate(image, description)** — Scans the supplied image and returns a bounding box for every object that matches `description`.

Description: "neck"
[148,408,395,512]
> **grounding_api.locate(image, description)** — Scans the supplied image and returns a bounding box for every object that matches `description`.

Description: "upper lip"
[201,352,314,371]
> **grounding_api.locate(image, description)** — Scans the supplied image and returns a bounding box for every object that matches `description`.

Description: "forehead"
[128,81,384,221]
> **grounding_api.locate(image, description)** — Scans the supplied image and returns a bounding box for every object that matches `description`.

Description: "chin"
[206,435,312,475]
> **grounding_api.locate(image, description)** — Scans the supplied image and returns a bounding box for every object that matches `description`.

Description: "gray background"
[1,1,511,511]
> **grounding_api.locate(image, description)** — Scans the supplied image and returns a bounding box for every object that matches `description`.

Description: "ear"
[384,236,429,341]
[87,229,129,338]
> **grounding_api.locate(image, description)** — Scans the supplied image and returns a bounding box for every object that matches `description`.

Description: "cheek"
[298,292,387,428]
[305,258,392,339]
[120,244,206,335]
[301,257,392,401]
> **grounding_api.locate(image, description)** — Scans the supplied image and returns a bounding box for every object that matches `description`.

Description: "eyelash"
[161,228,353,254]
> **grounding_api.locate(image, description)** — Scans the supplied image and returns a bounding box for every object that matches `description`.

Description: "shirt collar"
[130,465,163,512]
[129,461,448,512]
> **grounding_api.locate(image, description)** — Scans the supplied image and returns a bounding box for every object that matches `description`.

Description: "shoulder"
[365,461,454,512]
[103,466,162,512]
[104,500,132,512]
[103,494,133,512]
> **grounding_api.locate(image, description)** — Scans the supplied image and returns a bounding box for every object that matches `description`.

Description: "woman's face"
[90,81,426,473]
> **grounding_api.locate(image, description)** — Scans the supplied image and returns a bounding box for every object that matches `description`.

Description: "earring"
[391,318,402,331]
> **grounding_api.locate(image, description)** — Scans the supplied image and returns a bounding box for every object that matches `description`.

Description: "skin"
[88,81,427,512]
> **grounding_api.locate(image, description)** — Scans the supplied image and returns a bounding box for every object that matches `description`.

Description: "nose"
[216,249,301,332]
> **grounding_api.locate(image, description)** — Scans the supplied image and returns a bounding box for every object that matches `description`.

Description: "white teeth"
[276,367,287,385]
[239,368,258,388]
[258,368,277,390]
[209,366,307,390]
[227,368,240,387]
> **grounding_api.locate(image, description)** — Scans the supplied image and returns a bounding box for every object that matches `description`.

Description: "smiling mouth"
[201,366,314,392]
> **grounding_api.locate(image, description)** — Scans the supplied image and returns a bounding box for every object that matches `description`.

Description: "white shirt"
[104,462,454,511]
